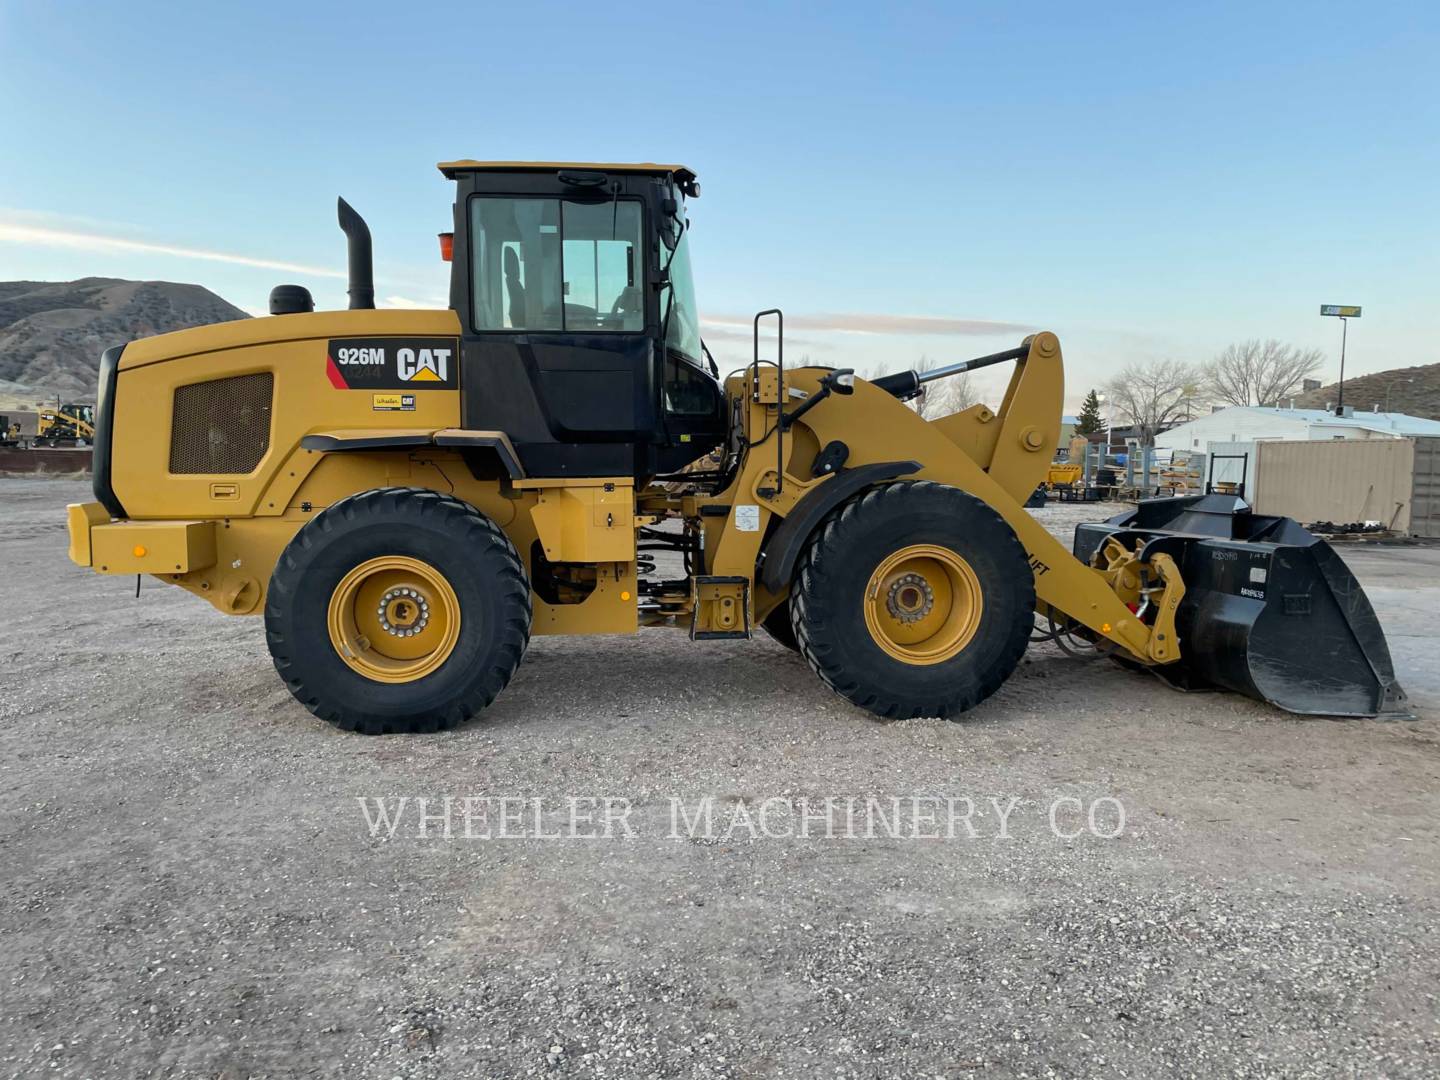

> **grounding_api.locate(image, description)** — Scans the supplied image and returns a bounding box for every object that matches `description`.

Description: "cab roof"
[437,160,697,185]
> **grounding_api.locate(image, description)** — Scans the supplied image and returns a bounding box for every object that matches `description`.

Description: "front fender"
[757,460,920,593]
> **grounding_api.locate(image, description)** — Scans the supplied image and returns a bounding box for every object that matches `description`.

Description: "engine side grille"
[168,372,274,474]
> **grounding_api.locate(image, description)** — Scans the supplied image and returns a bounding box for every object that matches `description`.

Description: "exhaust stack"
[337,197,375,310]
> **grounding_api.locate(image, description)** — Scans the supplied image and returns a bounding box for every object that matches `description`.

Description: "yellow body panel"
[66,502,109,565]
[526,479,637,563]
[928,404,1001,473]
[89,519,217,575]
[110,310,462,521]
[118,309,459,370]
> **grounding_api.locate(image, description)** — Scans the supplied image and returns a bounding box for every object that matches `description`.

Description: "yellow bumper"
[66,502,217,574]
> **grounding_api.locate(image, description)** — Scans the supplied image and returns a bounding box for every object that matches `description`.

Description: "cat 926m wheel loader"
[65,161,1406,733]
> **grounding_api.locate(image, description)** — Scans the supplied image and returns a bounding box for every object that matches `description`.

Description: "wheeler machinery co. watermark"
[355,795,1126,842]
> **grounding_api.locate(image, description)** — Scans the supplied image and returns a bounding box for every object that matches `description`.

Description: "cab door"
[460,194,659,476]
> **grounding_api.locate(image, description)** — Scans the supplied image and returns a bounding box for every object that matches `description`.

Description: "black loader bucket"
[1073,495,1407,718]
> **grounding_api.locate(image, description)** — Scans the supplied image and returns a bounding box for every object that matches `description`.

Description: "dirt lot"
[3,477,1438,1078]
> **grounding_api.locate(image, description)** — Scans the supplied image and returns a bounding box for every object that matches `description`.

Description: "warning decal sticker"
[734,505,761,532]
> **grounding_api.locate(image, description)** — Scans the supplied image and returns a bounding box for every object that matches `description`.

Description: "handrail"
[752,308,784,494]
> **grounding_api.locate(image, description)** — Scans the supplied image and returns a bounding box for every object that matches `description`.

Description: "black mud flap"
[1074,495,1408,719]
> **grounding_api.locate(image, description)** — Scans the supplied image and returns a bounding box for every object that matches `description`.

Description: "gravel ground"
[2,477,1438,1079]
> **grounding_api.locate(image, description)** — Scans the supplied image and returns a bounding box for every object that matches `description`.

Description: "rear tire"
[265,487,531,734]
[762,600,800,652]
[790,480,1034,719]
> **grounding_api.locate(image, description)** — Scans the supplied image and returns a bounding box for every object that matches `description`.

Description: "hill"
[0,278,248,400]
[1293,362,1440,420]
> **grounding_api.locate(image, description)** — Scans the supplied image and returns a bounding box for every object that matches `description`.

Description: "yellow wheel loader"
[37,403,95,447]
[65,161,1406,733]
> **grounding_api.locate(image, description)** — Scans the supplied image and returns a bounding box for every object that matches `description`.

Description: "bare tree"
[911,355,977,419]
[1102,359,1205,445]
[1205,339,1325,406]
[939,371,977,415]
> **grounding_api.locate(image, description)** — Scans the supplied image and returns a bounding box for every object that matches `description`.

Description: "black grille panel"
[168,372,274,474]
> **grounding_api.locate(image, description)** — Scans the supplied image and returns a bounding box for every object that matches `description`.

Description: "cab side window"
[562,201,643,332]
[470,198,643,333]
[471,198,562,331]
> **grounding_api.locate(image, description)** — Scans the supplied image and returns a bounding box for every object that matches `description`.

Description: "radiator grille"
[169,372,274,474]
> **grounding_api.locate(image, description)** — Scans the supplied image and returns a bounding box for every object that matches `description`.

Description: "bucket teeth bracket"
[1090,539,1185,665]
[1094,537,1144,608]
[1144,552,1184,664]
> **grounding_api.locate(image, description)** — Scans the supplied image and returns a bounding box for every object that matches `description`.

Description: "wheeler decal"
[371,393,417,412]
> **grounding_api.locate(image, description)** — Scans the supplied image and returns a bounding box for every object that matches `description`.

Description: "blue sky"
[2,1,1437,407]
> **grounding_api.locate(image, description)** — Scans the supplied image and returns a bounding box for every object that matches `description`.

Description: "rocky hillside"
[1293,362,1440,420]
[0,278,248,398]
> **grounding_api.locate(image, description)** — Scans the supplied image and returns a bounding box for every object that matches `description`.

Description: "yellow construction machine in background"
[36,403,95,447]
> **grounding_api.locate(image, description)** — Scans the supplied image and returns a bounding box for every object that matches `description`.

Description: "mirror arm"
[780,369,854,431]
[780,386,830,432]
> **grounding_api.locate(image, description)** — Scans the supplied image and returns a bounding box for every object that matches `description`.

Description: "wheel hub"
[886,572,934,623]
[378,587,430,637]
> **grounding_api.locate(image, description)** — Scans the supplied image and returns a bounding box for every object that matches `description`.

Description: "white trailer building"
[1155,406,1440,453]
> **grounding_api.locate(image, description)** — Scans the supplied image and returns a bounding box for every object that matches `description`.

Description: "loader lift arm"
[725,330,1180,666]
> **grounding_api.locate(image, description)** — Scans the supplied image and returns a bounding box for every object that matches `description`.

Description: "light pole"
[1096,392,1115,437]
[1385,378,1413,413]
[1338,318,1347,410]
[1320,304,1362,414]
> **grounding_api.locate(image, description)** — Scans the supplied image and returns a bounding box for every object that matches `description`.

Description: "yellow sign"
[1320,304,1362,317]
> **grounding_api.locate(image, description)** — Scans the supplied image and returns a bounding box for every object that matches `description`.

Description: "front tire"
[265,487,532,734]
[790,481,1034,719]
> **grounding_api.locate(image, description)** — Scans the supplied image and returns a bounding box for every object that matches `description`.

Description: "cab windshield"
[659,200,702,365]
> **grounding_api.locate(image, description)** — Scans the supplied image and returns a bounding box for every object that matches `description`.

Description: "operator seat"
[503,246,525,328]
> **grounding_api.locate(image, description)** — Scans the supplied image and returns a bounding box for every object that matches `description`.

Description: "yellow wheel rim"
[326,556,461,684]
[862,544,983,665]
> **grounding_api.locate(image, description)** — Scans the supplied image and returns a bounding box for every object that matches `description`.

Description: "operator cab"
[440,161,726,479]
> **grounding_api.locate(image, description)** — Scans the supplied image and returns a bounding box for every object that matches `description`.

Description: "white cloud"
[0,206,154,234]
[0,220,346,279]
[383,295,447,309]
